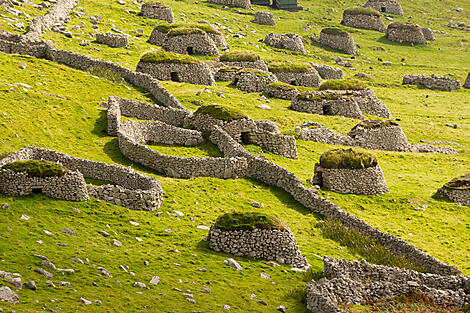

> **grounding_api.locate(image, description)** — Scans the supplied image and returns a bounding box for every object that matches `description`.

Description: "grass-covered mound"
[213,212,287,231]
[220,51,261,62]
[268,62,313,73]
[388,21,421,31]
[353,119,400,130]
[143,1,167,7]
[321,27,350,37]
[319,148,378,170]
[344,6,381,16]
[139,50,200,64]
[239,68,271,77]
[444,174,470,190]
[2,160,66,178]
[195,104,249,122]
[319,79,366,91]
[218,66,241,73]
[167,27,205,37]
[296,91,342,101]
[268,81,297,91]
[154,22,219,34]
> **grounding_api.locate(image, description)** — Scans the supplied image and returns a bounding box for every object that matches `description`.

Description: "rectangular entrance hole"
[381,6,386,12]
[186,47,194,55]
[170,72,181,82]
[241,132,251,144]
[290,80,297,86]
[32,188,42,194]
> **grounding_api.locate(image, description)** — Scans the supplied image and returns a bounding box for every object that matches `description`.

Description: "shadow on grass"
[92,109,108,138]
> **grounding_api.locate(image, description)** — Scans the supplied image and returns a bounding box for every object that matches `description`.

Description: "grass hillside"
[0,0,469,312]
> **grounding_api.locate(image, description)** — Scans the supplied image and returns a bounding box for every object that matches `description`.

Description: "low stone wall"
[290,92,365,119]
[25,0,78,41]
[162,33,219,56]
[355,89,393,119]
[274,71,321,87]
[214,67,241,81]
[208,226,308,268]
[297,122,352,145]
[319,30,356,55]
[232,69,278,92]
[208,0,251,9]
[364,0,404,16]
[265,84,299,100]
[386,24,426,44]
[314,164,389,195]
[436,185,470,207]
[341,13,386,32]
[148,28,168,46]
[0,147,164,210]
[0,169,88,201]
[139,2,174,23]
[306,257,469,313]
[347,123,411,151]
[309,62,343,79]
[95,32,129,48]
[136,61,216,86]
[253,12,276,26]
[222,60,268,71]
[421,27,435,41]
[464,73,470,89]
[264,33,306,54]
[402,74,461,91]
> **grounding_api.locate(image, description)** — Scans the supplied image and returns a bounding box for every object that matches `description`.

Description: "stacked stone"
[95,32,129,48]
[136,61,216,86]
[273,69,322,88]
[341,9,386,32]
[421,27,435,41]
[139,2,174,23]
[207,0,251,9]
[162,32,219,56]
[253,12,276,26]
[265,83,299,100]
[208,225,308,268]
[436,174,470,207]
[363,0,404,16]
[214,66,241,81]
[221,59,268,71]
[402,74,461,91]
[309,62,343,79]
[354,89,393,118]
[231,69,278,92]
[464,73,470,89]
[264,33,306,54]
[319,29,356,55]
[296,122,352,146]
[148,26,228,50]
[347,120,412,151]
[386,22,426,44]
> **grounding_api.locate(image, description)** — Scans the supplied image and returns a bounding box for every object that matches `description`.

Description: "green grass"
[220,50,261,62]
[154,22,219,34]
[143,1,168,7]
[353,119,400,130]
[167,27,205,37]
[344,7,381,17]
[213,212,287,231]
[2,160,66,178]
[239,68,271,77]
[88,65,125,83]
[319,148,378,169]
[387,21,421,31]
[321,27,350,37]
[269,81,298,91]
[139,50,200,64]
[146,141,224,158]
[268,62,313,73]
[319,79,366,90]
[444,173,470,190]
[195,104,249,121]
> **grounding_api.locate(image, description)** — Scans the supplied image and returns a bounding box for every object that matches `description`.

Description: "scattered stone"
[224,304,231,310]
[257,104,271,110]
[59,281,71,287]
[41,259,57,271]
[277,305,287,312]
[0,271,22,289]
[197,225,210,230]
[133,282,146,288]
[97,267,112,277]
[260,273,271,280]
[445,122,457,129]
[70,258,84,265]
[113,239,122,247]
[98,230,110,237]
[43,230,54,236]
[20,214,30,220]
[80,297,92,305]
[0,286,19,304]
[25,281,36,290]
[250,201,263,208]
[149,276,160,285]
[224,258,243,271]
[34,268,53,278]
[60,228,76,236]
[258,300,268,305]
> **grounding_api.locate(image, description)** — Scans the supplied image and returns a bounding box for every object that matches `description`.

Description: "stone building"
[214,66,241,81]
[436,173,470,207]
[268,62,322,87]
[341,7,386,32]
[139,1,174,23]
[347,120,411,151]
[219,51,268,71]
[319,28,356,55]
[95,32,128,48]
[231,68,278,92]
[364,0,404,16]
[386,22,426,44]
[264,32,306,54]
[421,27,435,41]
[310,62,343,79]
[162,29,219,56]
[402,74,461,91]
[253,11,276,26]
[464,73,470,89]
[207,0,251,9]
[265,82,299,100]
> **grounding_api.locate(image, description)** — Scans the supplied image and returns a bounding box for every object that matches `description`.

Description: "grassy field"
[0,0,469,311]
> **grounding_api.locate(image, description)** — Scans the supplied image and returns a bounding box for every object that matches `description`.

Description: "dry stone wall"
[139,2,174,23]
[437,184,470,207]
[253,12,276,26]
[214,67,241,81]
[264,33,306,54]
[264,83,299,100]
[136,61,216,86]
[421,27,435,41]
[341,12,386,32]
[364,0,404,16]
[207,0,251,9]
[319,30,356,55]
[386,24,426,44]
[347,123,411,151]
[464,73,470,89]
[274,71,321,87]
[95,32,129,48]
[309,62,343,79]
[402,74,461,91]
[290,92,365,119]
[221,60,268,71]
[162,33,219,56]
[208,226,308,268]
[232,69,278,92]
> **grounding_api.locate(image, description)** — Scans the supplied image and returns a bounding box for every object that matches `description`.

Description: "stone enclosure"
[436,173,470,207]
[269,63,322,87]
[231,68,278,92]
[139,1,174,23]
[264,32,306,54]
[319,28,356,55]
[341,7,386,32]
[386,22,428,44]
[253,12,276,26]
[364,0,404,16]
[403,74,461,91]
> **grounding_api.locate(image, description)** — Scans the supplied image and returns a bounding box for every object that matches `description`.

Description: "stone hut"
[421,27,435,41]
[219,51,268,71]
[347,120,412,151]
[214,66,241,81]
[139,1,174,23]
[208,212,308,268]
[341,7,386,32]
[319,28,356,55]
[364,0,404,16]
[231,68,278,93]
[386,22,426,44]
[312,148,389,195]
[95,32,128,48]
[136,51,216,86]
[268,62,322,87]
[310,62,343,79]
[162,28,219,56]
[253,12,276,26]
[208,0,251,9]
[436,174,470,207]
[464,73,470,89]
[265,82,299,100]
[402,74,461,91]
[264,32,306,54]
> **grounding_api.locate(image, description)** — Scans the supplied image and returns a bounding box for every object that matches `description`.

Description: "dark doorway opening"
[322,104,332,115]
[381,6,386,12]
[186,47,194,55]
[290,80,297,86]
[32,188,42,194]
[241,132,251,144]
[170,72,181,82]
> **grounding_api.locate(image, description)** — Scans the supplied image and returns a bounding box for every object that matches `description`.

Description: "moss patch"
[344,6,381,17]
[139,50,200,64]
[319,79,366,91]
[167,27,205,37]
[353,119,399,130]
[220,50,261,62]
[321,27,350,37]
[195,104,249,122]
[218,66,241,73]
[143,1,167,7]
[2,160,66,178]
[240,68,270,77]
[296,91,343,101]
[444,174,470,190]
[319,148,378,170]
[269,81,297,91]
[388,22,421,31]
[213,212,287,231]
[154,22,219,34]
[268,62,313,73]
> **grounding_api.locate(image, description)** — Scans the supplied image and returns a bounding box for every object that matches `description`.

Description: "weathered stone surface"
[273,70,322,88]
[253,12,276,26]
[0,271,22,289]
[139,2,174,23]
[319,29,356,55]
[136,61,216,86]
[402,74,461,91]
[264,33,306,54]
[162,33,219,56]
[0,286,19,304]
[386,23,426,44]
[341,11,386,32]
[208,0,251,9]
[95,32,129,48]
[232,69,278,93]
[309,62,343,79]
[364,0,404,16]
[464,73,470,89]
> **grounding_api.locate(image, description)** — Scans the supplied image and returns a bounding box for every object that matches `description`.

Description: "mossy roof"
[268,62,313,73]
[321,27,350,37]
[195,104,249,122]
[139,50,200,64]
[213,212,287,231]
[344,6,381,17]
[2,160,66,178]
[352,119,399,130]
[319,148,378,170]
[220,51,261,62]
[319,79,366,91]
